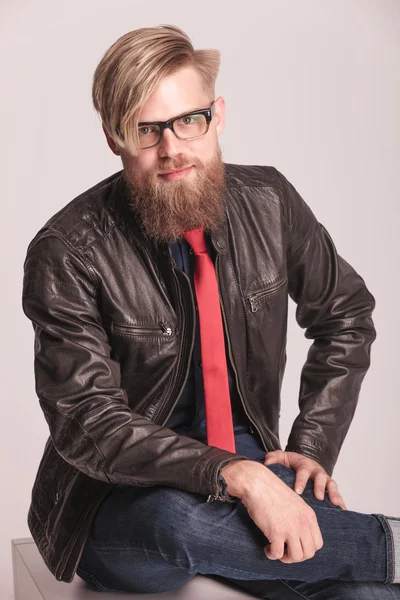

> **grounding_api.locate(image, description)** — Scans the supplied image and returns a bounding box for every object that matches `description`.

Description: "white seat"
[12,538,257,599]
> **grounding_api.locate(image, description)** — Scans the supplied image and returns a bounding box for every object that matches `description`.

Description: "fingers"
[266,529,323,564]
[264,450,285,466]
[326,479,347,510]
[294,467,311,494]
[265,538,285,561]
[311,521,324,553]
[295,470,347,510]
[297,469,328,501]
[313,471,328,500]
[279,536,303,563]
[265,509,324,564]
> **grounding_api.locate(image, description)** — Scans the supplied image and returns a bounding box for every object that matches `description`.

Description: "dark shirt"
[164,232,266,462]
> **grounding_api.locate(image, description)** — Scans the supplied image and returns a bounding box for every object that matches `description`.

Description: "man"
[22,24,400,598]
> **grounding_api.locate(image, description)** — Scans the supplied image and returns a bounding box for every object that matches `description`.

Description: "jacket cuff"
[285,434,335,476]
[216,472,241,503]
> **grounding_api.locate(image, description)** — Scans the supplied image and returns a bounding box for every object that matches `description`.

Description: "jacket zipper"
[248,276,288,312]
[112,322,173,336]
[151,268,194,424]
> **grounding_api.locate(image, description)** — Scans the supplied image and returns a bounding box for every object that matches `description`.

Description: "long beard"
[123,146,227,244]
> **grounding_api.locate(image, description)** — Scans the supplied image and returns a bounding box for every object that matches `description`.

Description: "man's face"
[103,66,227,243]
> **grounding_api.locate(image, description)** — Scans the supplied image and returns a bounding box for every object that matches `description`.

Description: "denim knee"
[264,462,297,488]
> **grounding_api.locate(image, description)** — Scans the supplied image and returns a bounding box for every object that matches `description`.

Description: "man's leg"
[76,463,400,597]
[214,462,400,599]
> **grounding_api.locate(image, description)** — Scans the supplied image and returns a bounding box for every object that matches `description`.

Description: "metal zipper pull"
[206,493,225,503]
[160,322,173,335]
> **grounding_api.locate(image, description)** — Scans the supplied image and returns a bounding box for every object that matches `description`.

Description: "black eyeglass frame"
[116,100,215,149]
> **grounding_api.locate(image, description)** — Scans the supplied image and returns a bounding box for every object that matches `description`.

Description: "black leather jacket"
[22,163,376,582]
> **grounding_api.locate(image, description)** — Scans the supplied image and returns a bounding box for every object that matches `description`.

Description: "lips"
[159,166,192,175]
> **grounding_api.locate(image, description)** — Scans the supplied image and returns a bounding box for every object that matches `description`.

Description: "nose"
[157,127,183,158]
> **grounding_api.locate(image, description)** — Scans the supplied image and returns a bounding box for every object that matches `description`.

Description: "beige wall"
[1,0,399,598]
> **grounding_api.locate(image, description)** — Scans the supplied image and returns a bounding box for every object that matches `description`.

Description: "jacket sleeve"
[275,170,377,476]
[22,233,249,495]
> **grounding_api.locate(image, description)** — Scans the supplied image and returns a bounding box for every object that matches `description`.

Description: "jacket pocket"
[247,276,288,313]
[111,321,174,338]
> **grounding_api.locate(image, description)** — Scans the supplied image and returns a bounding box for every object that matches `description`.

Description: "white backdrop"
[1,1,399,598]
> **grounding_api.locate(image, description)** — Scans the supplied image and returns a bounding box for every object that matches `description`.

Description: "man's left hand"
[264,450,347,510]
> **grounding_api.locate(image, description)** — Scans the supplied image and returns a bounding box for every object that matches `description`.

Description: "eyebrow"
[138,105,209,125]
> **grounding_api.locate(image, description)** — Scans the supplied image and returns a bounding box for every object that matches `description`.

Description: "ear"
[102,122,121,156]
[213,96,226,136]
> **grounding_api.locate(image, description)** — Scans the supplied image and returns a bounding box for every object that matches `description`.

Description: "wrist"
[220,459,263,498]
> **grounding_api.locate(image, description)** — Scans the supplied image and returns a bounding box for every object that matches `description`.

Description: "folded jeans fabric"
[76,462,400,597]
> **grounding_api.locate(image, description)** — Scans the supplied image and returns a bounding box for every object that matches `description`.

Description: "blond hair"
[92,24,220,156]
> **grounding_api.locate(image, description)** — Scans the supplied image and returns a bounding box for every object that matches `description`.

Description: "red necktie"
[182,228,236,453]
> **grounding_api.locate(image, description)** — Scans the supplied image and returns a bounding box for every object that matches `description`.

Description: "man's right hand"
[220,460,324,564]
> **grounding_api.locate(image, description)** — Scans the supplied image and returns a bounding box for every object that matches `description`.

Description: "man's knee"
[264,463,297,488]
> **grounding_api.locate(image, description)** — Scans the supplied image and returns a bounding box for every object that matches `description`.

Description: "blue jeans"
[76,461,400,598]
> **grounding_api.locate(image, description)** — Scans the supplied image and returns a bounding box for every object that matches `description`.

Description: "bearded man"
[22,24,400,599]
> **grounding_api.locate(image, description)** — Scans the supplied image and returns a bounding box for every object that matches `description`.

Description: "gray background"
[1,1,399,598]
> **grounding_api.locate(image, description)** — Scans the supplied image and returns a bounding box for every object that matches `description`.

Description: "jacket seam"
[224,214,251,407]
[267,167,306,257]
[78,218,122,253]
[28,230,101,290]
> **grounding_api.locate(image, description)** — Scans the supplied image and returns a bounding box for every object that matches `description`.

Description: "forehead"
[138,66,211,123]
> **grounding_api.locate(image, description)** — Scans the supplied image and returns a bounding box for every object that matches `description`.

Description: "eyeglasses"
[116,101,215,150]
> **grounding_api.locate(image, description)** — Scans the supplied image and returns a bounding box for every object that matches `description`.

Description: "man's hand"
[263,450,347,510]
[220,460,324,563]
